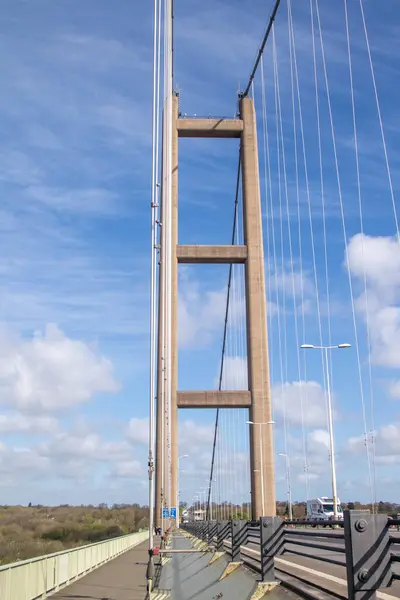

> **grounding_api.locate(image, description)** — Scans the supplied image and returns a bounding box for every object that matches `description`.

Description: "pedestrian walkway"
[52,539,150,600]
[157,532,290,600]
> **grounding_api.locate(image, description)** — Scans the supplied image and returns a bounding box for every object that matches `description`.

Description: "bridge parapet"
[0,529,148,600]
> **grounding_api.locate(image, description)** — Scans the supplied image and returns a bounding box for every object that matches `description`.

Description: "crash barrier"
[184,512,399,600]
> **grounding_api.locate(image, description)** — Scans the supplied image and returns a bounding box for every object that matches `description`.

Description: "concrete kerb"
[150,590,172,600]
[208,551,225,565]
[183,525,228,566]
[219,561,242,580]
[180,530,192,538]
[250,581,280,599]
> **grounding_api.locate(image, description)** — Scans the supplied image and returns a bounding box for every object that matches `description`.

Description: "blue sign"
[170,507,177,519]
[162,508,169,518]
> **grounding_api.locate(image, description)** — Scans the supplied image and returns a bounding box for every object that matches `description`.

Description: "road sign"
[162,508,169,519]
[170,507,177,519]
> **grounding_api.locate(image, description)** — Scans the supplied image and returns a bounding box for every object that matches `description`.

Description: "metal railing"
[0,529,149,600]
[183,511,397,600]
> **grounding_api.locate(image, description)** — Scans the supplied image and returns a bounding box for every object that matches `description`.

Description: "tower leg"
[240,97,275,519]
[171,94,179,524]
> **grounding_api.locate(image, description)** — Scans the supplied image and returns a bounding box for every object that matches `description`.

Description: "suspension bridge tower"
[154,91,276,526]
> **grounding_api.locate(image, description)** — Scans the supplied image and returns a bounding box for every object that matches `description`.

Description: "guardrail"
[0,529,149,600]
[183,511,396,600]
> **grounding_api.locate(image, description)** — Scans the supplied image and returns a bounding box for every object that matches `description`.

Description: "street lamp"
[279,453,292,521]
[246,420,275,516]
[196,488,206,519]
[200,487,208,518]
[205,479,216,521]
[301,343,351,520]
[177,455,189,526]
[193,494,200,517]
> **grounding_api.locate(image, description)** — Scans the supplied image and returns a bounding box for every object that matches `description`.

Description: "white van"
[307,497,343,525]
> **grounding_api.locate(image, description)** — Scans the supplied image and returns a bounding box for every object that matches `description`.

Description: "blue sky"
[0,0,399,508]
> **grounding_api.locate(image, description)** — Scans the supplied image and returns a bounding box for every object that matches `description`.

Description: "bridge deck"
[47,533,400,600]
[51,540,150,600]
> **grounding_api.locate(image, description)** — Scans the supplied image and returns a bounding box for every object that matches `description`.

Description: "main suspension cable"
[242,0,282,98]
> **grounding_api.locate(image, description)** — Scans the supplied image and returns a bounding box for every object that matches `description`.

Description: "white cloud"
[177,265,314,351]
[179,419,215,455]
[346,233,400,371]
[388,381,400,399]
[265,265,315,321]
[125,418,216,476]
[0,445,51,479]
[112,460,143,478]
[127,418,149,445]
[268,267,314,299]
[284,428,333,495]
[348,422,400,465]
[272,381,330,427]
[346,234,400,296]
[178,276,225,348]
[290,429,330,467]
[0,412,58,434]
[38,431,131,463]
[220,356,248,390]
[0,423,145,492]
[178,267,247,349]
[0,324,119,412]
[308,429,330,450]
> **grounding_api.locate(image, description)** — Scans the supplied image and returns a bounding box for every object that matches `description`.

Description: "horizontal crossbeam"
[177,390,251,409]
[177,245,247,264]
[177,118,243,138]
[158,548,212,553]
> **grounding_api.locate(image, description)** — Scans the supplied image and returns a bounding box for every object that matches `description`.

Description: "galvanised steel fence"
[183,511,400,600]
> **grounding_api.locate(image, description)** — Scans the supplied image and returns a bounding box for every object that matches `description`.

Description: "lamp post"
[301,343,351,521]
[193,494,200,517]
[246,421,275,516]
[200,487,208,519]
[279,453,292,521]
[196,489,204,519]
[177,455,189,526]
[205,479,216,520]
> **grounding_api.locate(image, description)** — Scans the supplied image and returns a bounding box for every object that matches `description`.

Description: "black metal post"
[344,510,392,600]
[201,520,207,541]
[209,520,217,546]
[259,516,283,582]
[231,519,248,562]
[217,520,229,552]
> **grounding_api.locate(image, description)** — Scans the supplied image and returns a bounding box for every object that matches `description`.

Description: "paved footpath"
[52,540,150,600]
